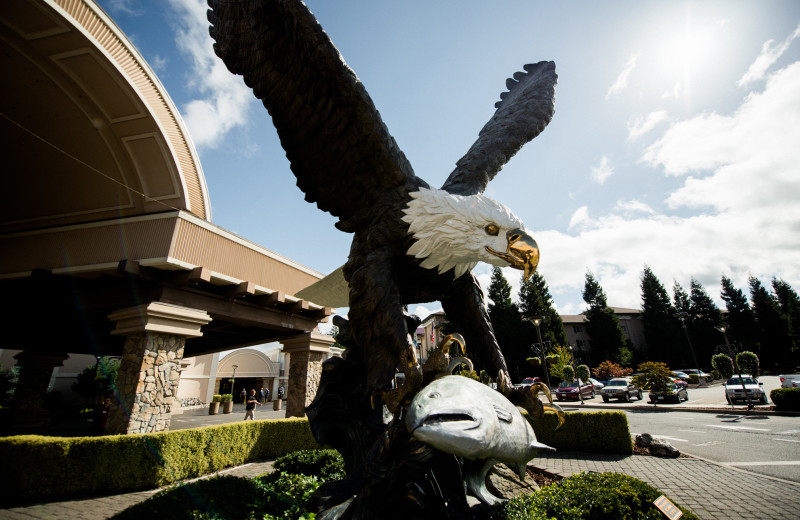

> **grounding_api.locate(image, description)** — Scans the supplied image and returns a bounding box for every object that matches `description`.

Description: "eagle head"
[401,187,539,280]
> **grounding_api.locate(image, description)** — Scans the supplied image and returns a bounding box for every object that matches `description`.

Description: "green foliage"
[489,472,698,520]
[273,449,345,482]
[712,353,734,380]
[479,370,493,385]
[212,394,222,403]
[0,418,320,505]
[575,364,590,383]
[548,345,572,381]
[528,411,632,454]
[631,362,672,393]
[519,271,568,346]
[749,276,791,372]
[0,364,17,407]
[687,374,700,384]
[640,266,681,366]
[487,267,526,380]
[770,388,800,411]
[592,360,632,380]
[583,271,628,364]
[71,357,119,406]
[562,365,575,383]
[721,275,758,352]
[457,370,481,381]
[220,393,233,403]
[736,351,760,377]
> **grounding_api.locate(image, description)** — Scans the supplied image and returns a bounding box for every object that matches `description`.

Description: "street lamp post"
[569,345,584,405]
[716,326,753,410]
[524,315,551,390]
[677,312,700,370]
[231,364,238,401]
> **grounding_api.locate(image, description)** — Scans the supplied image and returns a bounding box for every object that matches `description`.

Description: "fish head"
[405,376,500,459]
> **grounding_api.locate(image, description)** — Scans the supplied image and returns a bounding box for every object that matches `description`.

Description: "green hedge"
[771,387,800,411]
[0,417,318,505]
[489,472,699,519]
[528,411,633,454]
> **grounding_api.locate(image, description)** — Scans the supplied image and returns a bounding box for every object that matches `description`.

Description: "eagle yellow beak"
[486,228,540,282]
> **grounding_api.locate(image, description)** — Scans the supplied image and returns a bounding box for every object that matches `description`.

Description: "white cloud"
[661,83,681,99]
[626,110,669,140]
[568,206,590,231]
[168,0,254,149]
[590,156,614,184]
[612,199,655,217]
[738,23,800,86]
[507,61,800,314]
[606,52,640,99]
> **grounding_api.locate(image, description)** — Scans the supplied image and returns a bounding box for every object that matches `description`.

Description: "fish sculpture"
[405,375,553,505]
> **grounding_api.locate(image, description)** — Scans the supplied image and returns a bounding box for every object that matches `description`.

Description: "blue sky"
[99,0,800,323]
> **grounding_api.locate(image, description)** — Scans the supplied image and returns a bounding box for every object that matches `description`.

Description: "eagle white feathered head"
[402,187,539,280]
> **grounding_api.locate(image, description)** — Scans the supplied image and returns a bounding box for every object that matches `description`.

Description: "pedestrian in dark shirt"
[244,389,261,420]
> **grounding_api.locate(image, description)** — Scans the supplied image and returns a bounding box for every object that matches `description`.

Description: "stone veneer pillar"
[281,332,333,418]
[106,302,210,434]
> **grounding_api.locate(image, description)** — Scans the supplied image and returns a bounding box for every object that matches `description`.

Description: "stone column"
[281,333,333,418]
[12,351,69,427]
[106,302,210,434]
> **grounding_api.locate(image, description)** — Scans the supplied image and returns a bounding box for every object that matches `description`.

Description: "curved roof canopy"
[1,0,210,234]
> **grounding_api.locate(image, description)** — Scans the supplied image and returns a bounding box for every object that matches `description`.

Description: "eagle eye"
[484,224,500,236]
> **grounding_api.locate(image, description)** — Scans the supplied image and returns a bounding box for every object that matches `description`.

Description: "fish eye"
[428,392,440,399]
[485,224,499,236]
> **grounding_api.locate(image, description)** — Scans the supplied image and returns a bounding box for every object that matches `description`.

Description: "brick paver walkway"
[531,451,800,520]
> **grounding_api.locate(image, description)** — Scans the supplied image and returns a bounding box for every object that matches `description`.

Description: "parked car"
[588,378,605,390]
[516,377,542,389]
[724,375,768,405]
[671,371,691,381]
[601,378,643,402]
[670,377,689,389]
[779,374,800,388]
[649,382,688,403]
[555,380,595,401]
[678,368,713,382]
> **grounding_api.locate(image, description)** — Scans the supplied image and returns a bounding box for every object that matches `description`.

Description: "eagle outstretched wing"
[208,0,421,233]
[442,61,557,196]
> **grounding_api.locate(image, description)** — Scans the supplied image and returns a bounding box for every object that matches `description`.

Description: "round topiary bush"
[489,472,699,520]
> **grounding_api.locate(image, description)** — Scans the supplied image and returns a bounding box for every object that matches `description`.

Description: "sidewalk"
[2,403,798,520]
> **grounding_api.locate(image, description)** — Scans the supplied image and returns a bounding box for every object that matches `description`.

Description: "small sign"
[653,494,683,519]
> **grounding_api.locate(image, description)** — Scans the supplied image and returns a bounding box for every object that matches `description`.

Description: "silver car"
[601,378,643,402]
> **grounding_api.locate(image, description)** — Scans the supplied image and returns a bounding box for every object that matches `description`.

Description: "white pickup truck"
[779,374,800,388]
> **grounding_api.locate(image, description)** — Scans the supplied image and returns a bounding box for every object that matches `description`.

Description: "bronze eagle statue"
[208,0,556,392]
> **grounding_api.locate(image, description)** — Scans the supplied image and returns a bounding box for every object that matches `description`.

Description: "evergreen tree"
[518,271,567,347]
[673,281,700,368]
[689,278,723,370]
[749,276,791,371]
[486,267,525,380]
[720,275,757,352]
[772,278,800,367]
[640,266,681,366]
[673,281,691,315]
[582,271,628,366]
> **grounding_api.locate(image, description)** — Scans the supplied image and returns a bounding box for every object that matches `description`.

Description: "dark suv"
[600,378,643,402]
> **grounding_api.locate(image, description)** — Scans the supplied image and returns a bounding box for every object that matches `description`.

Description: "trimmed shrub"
[771,388,800,411]
[0,417,319,505]
[220,393,233,403]
[211,394,222,403]
[528,411,632,454]
[274,448,346,481]
[687,374,700,385]
[489,472,699,520]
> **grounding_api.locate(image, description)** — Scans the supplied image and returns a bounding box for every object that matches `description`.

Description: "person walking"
[244,389,261,420]
[258,387,264,404]
[239,388,247,404]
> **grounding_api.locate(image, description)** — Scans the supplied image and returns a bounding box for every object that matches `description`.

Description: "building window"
[573,326,582,333]
[576,339,585,349]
